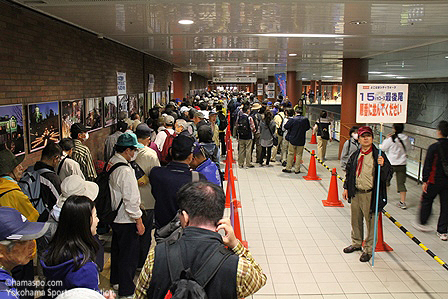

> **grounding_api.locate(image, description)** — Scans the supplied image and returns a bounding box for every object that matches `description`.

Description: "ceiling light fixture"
[256,33,346,38]
[349,20,367,25]
[445,56,448,59]
[322,75,333,78]
[382,74,398,77]
[197,48,258,51]
[208,59,215,62]
[178,20,194,25]
[368,71,383,74]
[289,53,297,57]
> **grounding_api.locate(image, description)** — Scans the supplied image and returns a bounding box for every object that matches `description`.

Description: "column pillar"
[287,71,298,107]
[339,58,368,157]
[173,71,186,100]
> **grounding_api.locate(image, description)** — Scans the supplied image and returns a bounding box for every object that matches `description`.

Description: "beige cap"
[57,175,99,208]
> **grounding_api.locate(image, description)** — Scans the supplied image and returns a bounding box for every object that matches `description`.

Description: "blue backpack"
[18,166,53,215]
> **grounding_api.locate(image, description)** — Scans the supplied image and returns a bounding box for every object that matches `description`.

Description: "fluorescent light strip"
[256,34,346,38]
[242,62,279,65]
[197,48,259,51]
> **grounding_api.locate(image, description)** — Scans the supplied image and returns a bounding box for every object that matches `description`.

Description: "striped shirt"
[134,240,267,299]
[71,139,97,181]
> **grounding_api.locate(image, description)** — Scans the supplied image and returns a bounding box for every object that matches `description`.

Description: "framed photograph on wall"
[161,91,166,105]
[117,94,128,118]
[60,99,84,139]
[156,92,161,104]
[128,94,138,117]
[145,93,152,118]
[84,97,103,132]
[27,101,60,153]
[0,104,25,156]
[138,93,145,121]
[104,96,117,127]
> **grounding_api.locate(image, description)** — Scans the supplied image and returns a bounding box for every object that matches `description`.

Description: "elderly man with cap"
[70,123,97,181]
[0,207,49,299]
[106,132,145,298]
[208,110,220,147]
[190,142,222,186]
[154,115,175,152]
[193,111,208,134]
[134,123,160,269]
[342,126,392,262]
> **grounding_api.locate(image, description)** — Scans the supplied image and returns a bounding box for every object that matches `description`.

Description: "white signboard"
[267,83,275,90]
[117,72,127,95]
[147,74,155,92]
[212,77,257,83]
[356,84,408,123]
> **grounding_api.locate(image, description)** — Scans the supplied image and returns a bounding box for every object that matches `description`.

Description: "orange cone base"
[226,200,242,208]
[224,176,238,181]
[362,240,394,252]
[304,175,322,181]
[322,199,344,207]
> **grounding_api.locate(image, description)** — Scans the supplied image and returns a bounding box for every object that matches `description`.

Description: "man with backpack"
[106,132,145,298]
[57,138,85,181]
[414,120,448,241]
[20,142,63,222]
[216,104,227,156]
[313,111,333,161]
[237,105,255,168]
[154,115,176,165]
[271,104,286,162]
[134,181,267,299]
[250,103,263,164]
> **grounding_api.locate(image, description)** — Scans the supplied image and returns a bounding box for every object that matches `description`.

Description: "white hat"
[180,106,190,114]
[56,288,107,299]
[57,175,99,208]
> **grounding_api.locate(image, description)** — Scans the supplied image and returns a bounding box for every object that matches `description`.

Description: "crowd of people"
[0,90,447,298]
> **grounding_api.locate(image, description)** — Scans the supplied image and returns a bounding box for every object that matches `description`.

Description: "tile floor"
[230,137,448,299]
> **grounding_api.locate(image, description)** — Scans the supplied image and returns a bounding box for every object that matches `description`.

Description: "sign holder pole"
[371,122,383,267]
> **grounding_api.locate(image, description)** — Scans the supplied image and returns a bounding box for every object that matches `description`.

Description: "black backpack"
[217,113,227,131]
[94,162,128,226]
[317,118,330,140]
[277,114,284,136]
[164,241,232,299]
[237,115,251,140]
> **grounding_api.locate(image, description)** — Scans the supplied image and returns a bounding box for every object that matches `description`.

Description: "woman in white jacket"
[382,123,412,209]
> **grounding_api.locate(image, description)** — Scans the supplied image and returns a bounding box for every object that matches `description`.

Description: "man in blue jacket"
[282,108,310,174]
[190,143,222,186]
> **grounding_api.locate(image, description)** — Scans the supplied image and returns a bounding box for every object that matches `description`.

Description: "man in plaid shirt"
[70,123,97,181]
[134,181,267,299]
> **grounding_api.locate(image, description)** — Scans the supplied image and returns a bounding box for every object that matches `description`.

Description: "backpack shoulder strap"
[192,170,200,182]
[165,241,185,283]
[57,156,69,175]
[164,129,172,138]
[396,136,407,153]
[0,188,21,199]
[107,162,128,175]
[194,246,232,287]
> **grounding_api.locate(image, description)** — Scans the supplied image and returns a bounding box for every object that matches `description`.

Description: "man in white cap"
[0,207,49,298]
[154,115,175,152]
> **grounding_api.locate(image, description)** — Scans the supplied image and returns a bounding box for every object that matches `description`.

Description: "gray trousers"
[351,192,376,254]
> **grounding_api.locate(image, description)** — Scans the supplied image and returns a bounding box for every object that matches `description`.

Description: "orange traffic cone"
[232,199,248,248]
[303,150,321,180]
[374,213,393,252]
[322,168,344,207]
[309,133,317,144]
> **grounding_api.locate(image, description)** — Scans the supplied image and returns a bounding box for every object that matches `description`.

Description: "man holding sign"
[342,127,392,262]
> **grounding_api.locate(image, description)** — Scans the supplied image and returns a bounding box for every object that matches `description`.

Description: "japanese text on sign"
[117,72,127,95]
[356,84,408,123]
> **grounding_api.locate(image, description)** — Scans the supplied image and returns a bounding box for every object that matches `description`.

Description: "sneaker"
[282,169,292,173]
[359,252,371,262]
[412,222,432,232]
[397,201,407,209]
[437,232,448,241]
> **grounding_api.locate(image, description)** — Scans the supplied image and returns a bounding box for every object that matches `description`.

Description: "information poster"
[356,84,408,123]
[117,72,126,95]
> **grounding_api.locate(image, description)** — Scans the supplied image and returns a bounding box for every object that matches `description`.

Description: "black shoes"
[294,170,301,174]
[282,169,292,173]
[282,161,287,167]
[359,252,372,262]
[343,245,362,253]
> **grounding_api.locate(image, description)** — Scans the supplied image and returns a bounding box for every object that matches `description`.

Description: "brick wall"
[0,1,202,168]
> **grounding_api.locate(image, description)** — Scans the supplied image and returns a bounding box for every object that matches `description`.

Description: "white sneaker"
[412,222,432,232]
[397,201,407,209]
[437,232,448,241]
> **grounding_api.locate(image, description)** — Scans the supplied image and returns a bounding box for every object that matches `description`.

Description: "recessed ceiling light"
[197,48,258,51]
[252,72,256,74]
[368,71,383,74]
[256,33,346,38]
[382,74,398,77]
[208,59,215,62]
[263,67,267,70]
[178,20,194,25]
[349,20,367,25]
[445,56,448,59]
[395,76,407,79]
[322,75,333,78]
[289,53,297,57]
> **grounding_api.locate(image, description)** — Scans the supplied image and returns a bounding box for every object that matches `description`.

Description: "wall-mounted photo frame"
[118,94,128,118]
[0,104,25,156]
[145,93,152,118]
[60,99,84,139]
[28,101,60,153]
[156,92,161,104]
[161,91,166,105]
[138,93,145,121]
[85,97,103,132]
[128,94,138,117]
[104,96,117,127]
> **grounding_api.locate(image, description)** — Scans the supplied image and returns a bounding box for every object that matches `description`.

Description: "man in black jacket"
[342,126,392,262]
[134,181,267,299]
[282,108,310,173]
[414,120,448,241]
